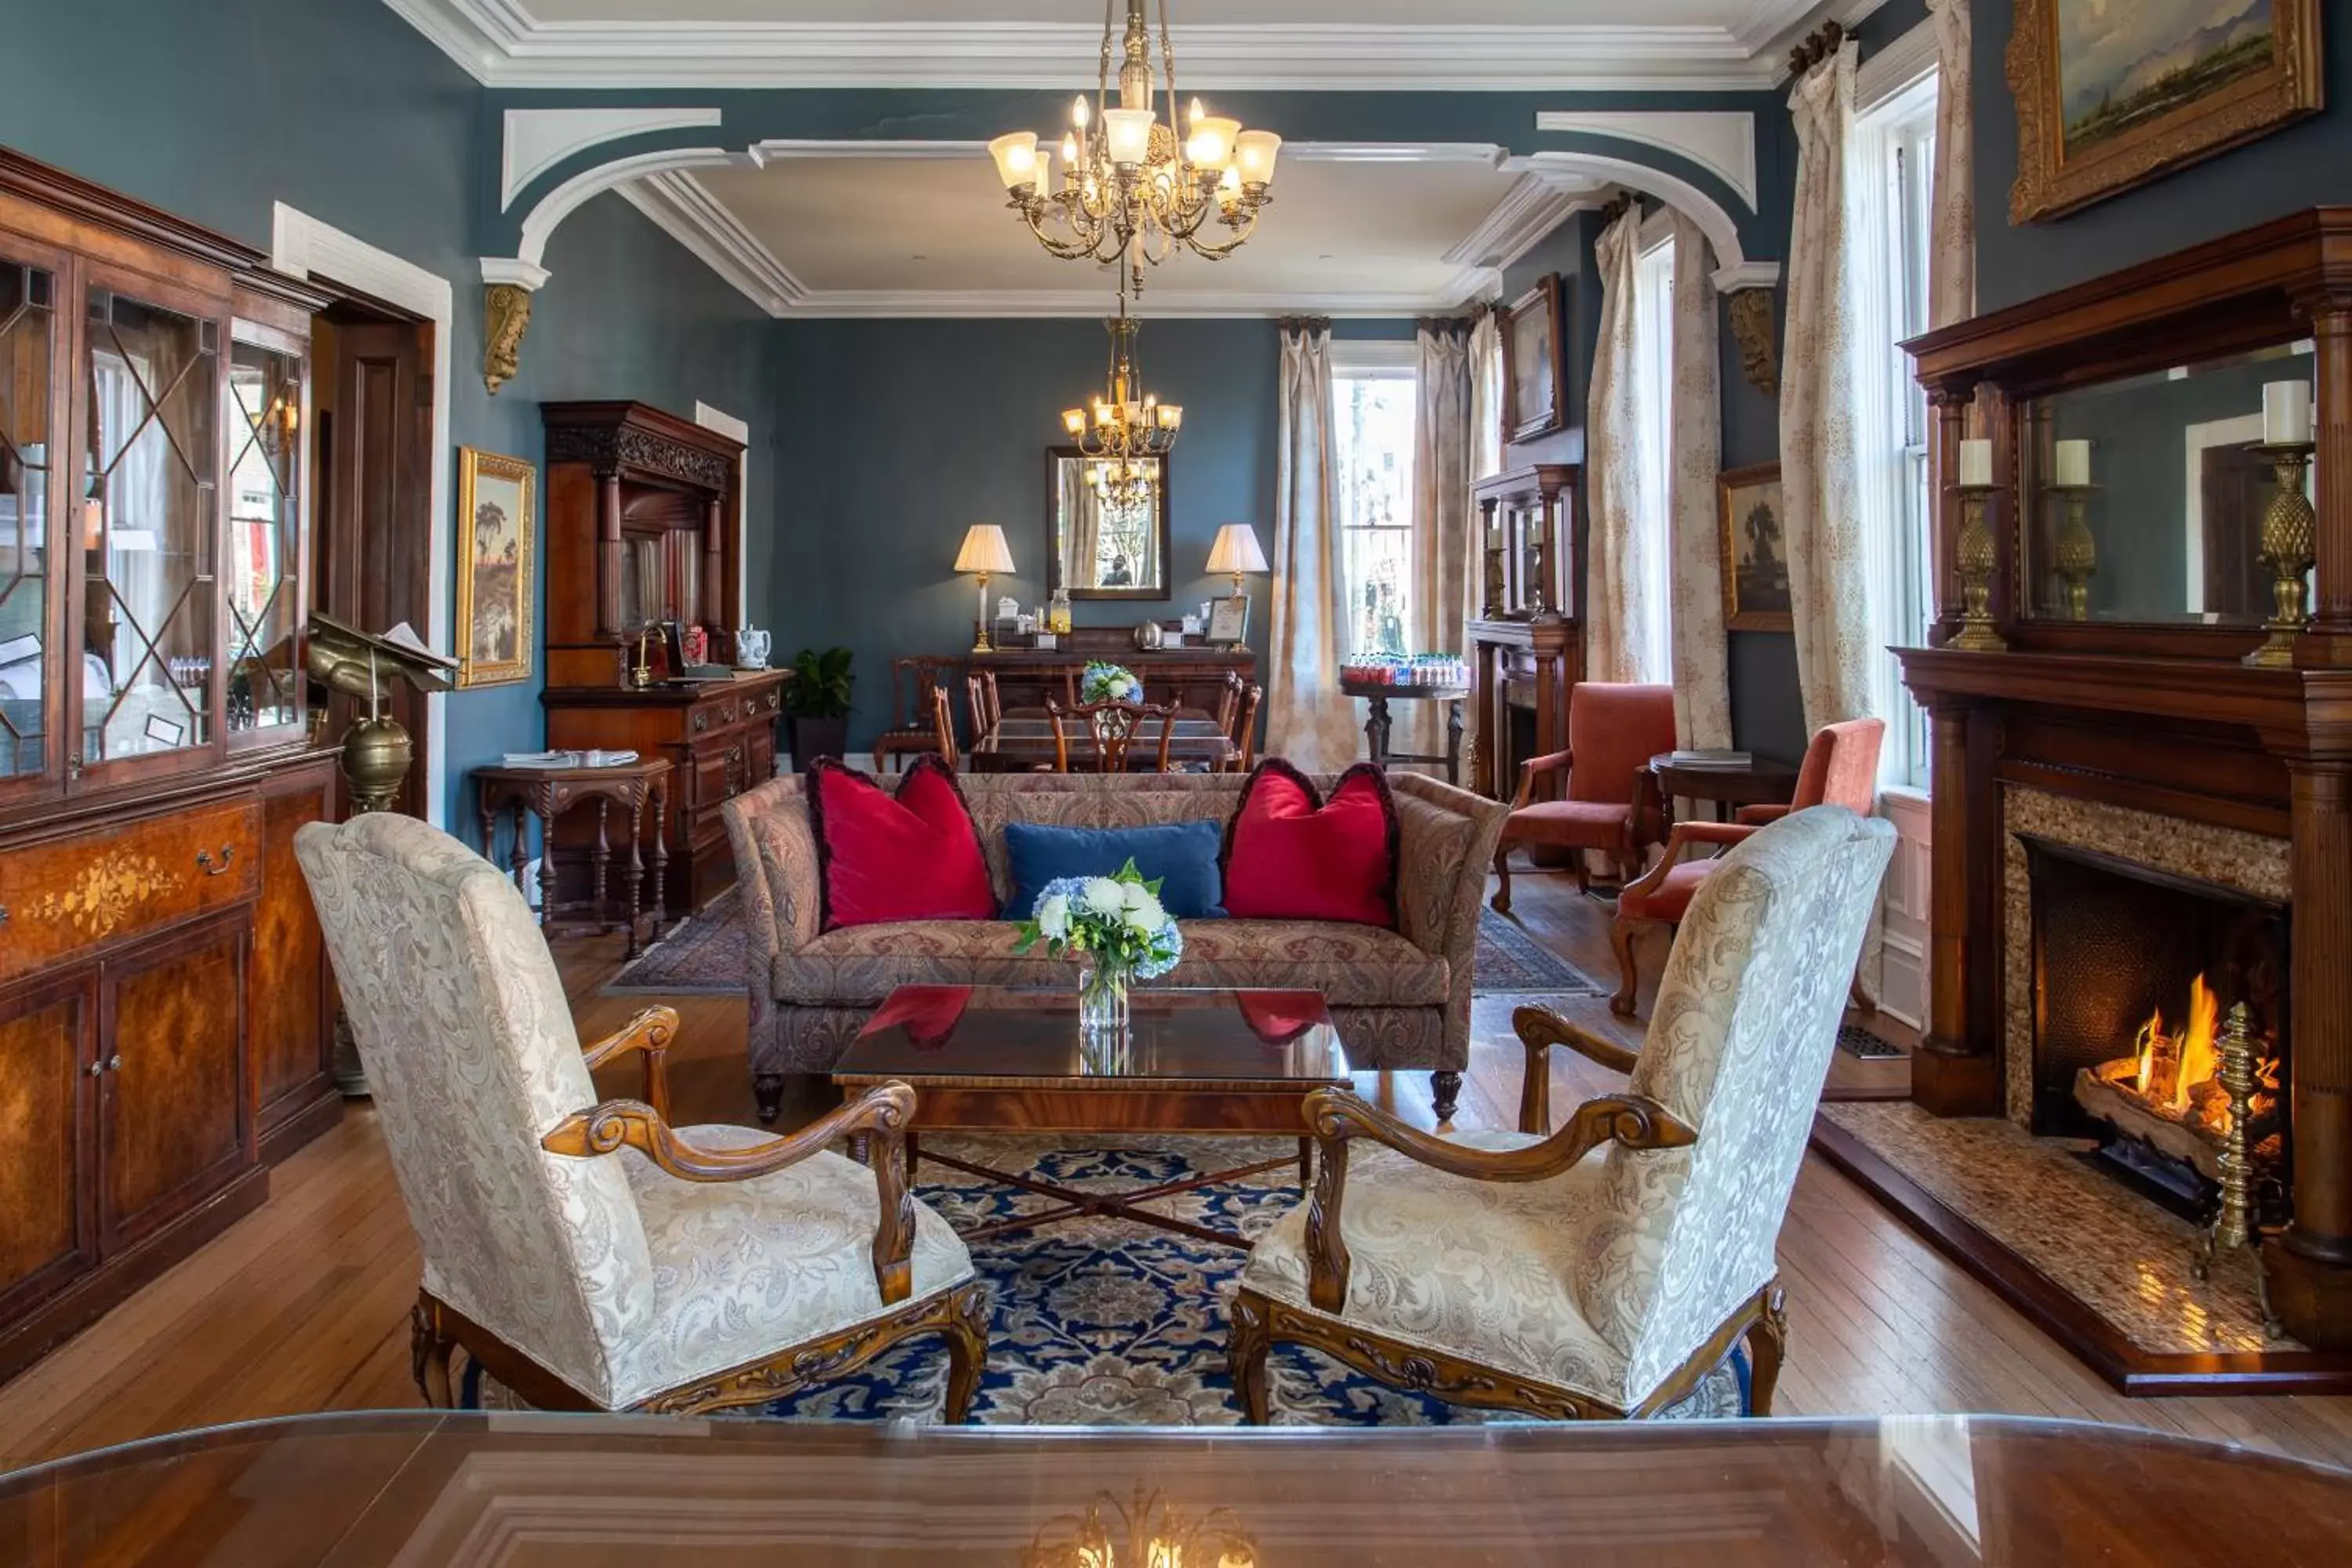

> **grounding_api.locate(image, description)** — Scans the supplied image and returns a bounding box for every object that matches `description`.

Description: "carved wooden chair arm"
[1512,1004,1639,1133]
[580,1005,679,1123]
[1510,746,1576,809]
[543,1080,920,1305]
[1297,1086,1697,1313]
[1621,819,1757,903]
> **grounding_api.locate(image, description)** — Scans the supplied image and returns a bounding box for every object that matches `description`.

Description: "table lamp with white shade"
[954,524,1017,653]
[1204,523,1269,644]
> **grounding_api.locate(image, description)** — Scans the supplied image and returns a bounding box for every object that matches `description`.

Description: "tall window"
[1330,340,1418,657]
[1630,224,1678,682]
[1855,71,1940,789]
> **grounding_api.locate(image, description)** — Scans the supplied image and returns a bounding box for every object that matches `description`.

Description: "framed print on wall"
[454,447,536,688]
[1501,272,1568,442]
[2009,0,2323,223]
[1719,462,1791,633]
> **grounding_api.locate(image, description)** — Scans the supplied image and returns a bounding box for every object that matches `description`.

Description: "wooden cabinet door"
[97,913,249,1254]
[0,973,97,1320]
[251,766,332,1142]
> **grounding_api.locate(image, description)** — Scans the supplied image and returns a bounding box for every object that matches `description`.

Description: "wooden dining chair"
[928,684,960,771]
[964,670,1002,740]
[1224,684,1263,773]
[1214,670,1247,736]
[1046,698,1176,773]
[871,655,961,772]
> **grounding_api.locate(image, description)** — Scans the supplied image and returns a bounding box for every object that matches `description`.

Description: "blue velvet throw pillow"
[1004,820,1226,920]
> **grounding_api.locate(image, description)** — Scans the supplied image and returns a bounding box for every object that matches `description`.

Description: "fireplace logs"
[2071,975,2283,1187]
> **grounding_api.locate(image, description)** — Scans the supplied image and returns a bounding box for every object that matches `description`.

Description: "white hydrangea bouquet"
[1012,858,1182,1032]
[1080,661,1142,704]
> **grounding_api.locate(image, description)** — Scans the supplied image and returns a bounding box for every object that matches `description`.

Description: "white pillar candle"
[2054,439,2092,488]
[1958,438,1993,487]
[2263,379,2314,445]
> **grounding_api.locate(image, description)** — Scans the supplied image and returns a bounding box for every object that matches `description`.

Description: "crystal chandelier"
[989,0,1280,296]
[1064,288,1178,511]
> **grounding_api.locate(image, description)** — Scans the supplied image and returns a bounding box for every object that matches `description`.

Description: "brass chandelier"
[988,0,1280,296]
[1064,286,1178,512]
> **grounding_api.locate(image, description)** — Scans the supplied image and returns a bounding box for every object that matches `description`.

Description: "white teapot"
[735,624,772,669]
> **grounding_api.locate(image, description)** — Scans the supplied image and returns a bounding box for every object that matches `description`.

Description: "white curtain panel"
[1780,40,1875,733]
[1403,321,1475,763]
[1468,309,1506,481]
[1584,208,1665,684]
[1927,0,1976,332]
[1667,212,1733,751]
[1264,323,1359,773]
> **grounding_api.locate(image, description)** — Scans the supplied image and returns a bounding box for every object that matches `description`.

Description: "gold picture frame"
[454,447,536,689]
[2009,0,2323,223]
[1719,462,1791,634]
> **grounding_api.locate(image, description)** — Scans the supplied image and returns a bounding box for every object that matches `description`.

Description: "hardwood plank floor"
[2,868,2347,1472]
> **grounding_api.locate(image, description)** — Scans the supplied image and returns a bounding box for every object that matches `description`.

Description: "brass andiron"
[2192,1001,2283,1341]
[2245,441,2317,669]
[2048,483,2098,620]
[1949,482,2007,652]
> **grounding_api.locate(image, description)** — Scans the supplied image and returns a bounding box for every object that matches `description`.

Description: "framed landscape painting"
[454,447,535,688]
[1719,462,1791,633]
[2009,0,2322,223]
[1501,273,1568,443]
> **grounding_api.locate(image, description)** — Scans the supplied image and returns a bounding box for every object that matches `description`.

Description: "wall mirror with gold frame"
[1047,447,1170,601]
[2018,340,2317,626]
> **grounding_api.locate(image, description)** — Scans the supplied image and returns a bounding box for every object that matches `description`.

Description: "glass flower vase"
[1076,963,1133,1047]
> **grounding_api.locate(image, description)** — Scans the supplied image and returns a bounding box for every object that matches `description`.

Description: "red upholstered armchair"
[1489,682,1678,914]
[1609,717,1886,1015]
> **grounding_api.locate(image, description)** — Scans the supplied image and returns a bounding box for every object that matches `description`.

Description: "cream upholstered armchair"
[295,813,986,1418]
[1229,806,1895,1422]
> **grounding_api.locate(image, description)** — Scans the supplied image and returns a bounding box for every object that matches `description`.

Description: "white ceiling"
[524,2,1746,24]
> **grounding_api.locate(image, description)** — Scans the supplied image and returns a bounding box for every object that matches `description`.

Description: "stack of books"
[502,749,640,769]
[1661,749,1752,771]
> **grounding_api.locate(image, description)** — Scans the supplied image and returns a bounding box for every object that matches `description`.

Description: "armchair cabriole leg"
[411,1294,456,1409]
[1430,1071,1462,1125]
[1490,839,1513,913]
[1744,1283,1788,1417]
[1610,919,1645,1017]
[1227,1290,1274,1425]
[942,1280,990,1424]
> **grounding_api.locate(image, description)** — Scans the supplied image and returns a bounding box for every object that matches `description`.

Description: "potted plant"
[782,646,854,765]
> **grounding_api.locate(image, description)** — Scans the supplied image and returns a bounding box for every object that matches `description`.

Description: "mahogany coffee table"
[833,985,1348,1248]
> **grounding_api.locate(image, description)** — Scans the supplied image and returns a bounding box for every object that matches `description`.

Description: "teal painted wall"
[0,0,779,829]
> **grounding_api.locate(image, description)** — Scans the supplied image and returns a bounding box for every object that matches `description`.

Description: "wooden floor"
[2,865,2349,1473]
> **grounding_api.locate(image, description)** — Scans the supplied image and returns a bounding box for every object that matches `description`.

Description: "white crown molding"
[615,170,805,316]
[776,285,1489,319]
[1855,16,1940,115]
[382,5,1787,90]
[1531,110,1759,210]
[1443,174,1595,270]
[268,201,456,831]
[481,256,552,289]
[501,107,723,209]
[1711,259,1781,291]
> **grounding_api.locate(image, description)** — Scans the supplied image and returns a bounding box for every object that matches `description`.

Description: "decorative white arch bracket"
[1513,147,1778,294]
[501,107,724,211]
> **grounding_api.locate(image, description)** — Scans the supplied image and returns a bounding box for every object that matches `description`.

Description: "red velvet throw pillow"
[808,756,996,930]
[1221,760,1399,927]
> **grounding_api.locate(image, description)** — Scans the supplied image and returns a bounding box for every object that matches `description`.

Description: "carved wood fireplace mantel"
[1897,209,2352,1352]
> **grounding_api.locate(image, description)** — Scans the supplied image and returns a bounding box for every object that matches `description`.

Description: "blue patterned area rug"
[744,1136,1741,1426]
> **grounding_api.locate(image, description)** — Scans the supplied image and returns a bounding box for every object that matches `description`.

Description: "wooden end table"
[473,759,671,958]
[833,985,1347,1248]
[1341,677,1470,785]
[1645,752,1798,825]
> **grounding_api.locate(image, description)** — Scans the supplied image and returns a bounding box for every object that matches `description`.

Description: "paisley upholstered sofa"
[721,770,1508,1125]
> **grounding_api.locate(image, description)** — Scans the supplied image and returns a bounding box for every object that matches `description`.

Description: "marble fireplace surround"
[1997,786,2292,1130]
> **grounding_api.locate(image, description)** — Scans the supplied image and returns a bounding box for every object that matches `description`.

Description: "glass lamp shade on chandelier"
[987,0,1280,296]
[1065,289,1178,513]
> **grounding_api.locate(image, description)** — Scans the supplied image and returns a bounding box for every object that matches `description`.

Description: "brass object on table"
[2193,1002,2283,1341]
[1022,1482,1257,1568]
[2047,483,2098,621]
[2245,441,2317,670]
[1949,483,2007,652]
[340,717,413,816]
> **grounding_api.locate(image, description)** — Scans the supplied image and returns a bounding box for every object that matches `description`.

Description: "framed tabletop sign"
[1207,594,1250,646]
[1719,462,1791,633]
[455,447,536,688]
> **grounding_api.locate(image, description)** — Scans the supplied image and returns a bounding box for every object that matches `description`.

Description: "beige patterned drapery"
[1401,320,1475,763]
[1668,212,1733,751]
[1264,321,1359,773]
[1585,207,1665,684]
[1780,38,1874,733]
[1468,307,1505,481]
[1927,0,1975,332]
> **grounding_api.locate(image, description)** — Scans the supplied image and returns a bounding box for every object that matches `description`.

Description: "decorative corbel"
[1727,288,1777,395]
[479,260,551,396]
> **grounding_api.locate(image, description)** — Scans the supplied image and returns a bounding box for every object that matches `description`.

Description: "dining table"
[967,705,1238,772]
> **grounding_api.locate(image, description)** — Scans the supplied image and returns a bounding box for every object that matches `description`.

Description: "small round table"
[1646,752,1799,824]
[1342,677,1470,786]
[474,758,672,957]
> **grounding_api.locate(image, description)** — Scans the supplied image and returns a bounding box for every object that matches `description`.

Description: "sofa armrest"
[720,777,824,985]
[1391,773,1512,960]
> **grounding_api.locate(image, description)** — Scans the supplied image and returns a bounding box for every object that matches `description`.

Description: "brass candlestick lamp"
[1947,438,2006,652]
[2245,442,2317,669]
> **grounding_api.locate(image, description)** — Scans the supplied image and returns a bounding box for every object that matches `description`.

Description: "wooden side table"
[1341,677,1470,786]
[1645,753,1798,825]
[474,759,673,957]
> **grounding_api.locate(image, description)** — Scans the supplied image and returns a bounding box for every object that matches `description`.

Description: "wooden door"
[97,913,249,1254]
[2200,442,2271,620]
[319,318,431,818]
[0,972,97,1321]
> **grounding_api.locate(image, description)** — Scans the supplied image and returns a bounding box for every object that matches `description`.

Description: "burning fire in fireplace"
[2074,974,2280,1184]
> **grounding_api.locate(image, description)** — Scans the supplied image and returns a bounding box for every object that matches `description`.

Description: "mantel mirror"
[2019,339,2317,626]
[1047,447,1169,601]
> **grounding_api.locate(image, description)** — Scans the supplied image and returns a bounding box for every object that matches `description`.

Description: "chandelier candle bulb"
[2053,439,2092,488]
[1958,438,1994,488]
[2263,379,2314,445]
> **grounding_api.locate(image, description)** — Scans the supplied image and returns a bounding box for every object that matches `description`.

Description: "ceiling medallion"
[989,0,1280,296]
[1064,285,1178,514]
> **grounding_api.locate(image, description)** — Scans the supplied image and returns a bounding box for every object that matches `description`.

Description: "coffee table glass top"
[836,985,1346,1085]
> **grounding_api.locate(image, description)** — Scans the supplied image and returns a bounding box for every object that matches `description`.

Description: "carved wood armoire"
[0,150,339,1380]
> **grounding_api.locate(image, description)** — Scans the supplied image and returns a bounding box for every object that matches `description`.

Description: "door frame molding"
[268,203,455,829]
